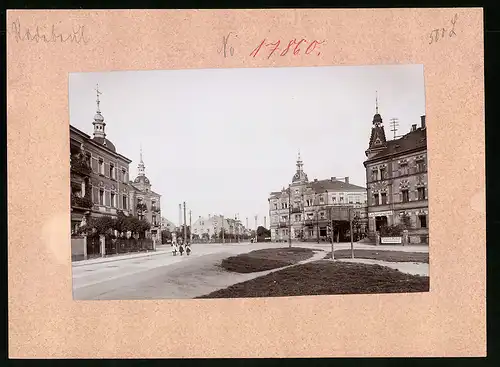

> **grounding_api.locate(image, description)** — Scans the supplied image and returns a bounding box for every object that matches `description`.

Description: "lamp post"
[330,207,335,260]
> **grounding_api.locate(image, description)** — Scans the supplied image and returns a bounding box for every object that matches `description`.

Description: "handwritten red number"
[250,39,266,58]
[293,39,307,55]
[280,39,297,56]
[305,40,324,56]
[266,40,281,59]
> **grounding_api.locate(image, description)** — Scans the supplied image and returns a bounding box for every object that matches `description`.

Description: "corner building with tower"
[70,85,161,240]
[268,154,368,243]
[364,105,429,244]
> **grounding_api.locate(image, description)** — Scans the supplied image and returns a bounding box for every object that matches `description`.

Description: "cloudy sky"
[69,64,425,228]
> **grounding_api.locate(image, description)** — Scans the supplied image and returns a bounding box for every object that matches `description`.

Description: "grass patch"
[220,247,316,273]
[323,249,429,263]
[198,261,429,298]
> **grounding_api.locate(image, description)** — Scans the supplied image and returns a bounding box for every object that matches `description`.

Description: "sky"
[69,64,425,228]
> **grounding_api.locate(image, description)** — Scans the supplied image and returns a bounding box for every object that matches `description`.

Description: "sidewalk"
[72,245,172,268]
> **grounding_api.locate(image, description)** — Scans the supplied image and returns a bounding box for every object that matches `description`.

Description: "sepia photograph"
[69,65,429,300]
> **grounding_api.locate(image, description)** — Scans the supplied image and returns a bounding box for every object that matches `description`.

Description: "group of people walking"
[172,239,191,256]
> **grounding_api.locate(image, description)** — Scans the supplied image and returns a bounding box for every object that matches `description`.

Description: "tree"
[202,232,210,241]
[256,226,271,238]
[400,213,412,229]
[161,229,172,243]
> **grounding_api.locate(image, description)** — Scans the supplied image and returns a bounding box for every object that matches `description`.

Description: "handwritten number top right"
[429,13,458,45]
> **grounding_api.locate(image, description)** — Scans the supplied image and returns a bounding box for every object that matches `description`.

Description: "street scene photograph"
[69,64,429,300]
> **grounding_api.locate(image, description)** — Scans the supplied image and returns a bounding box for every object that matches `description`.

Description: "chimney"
[411,124,417,132]
[421,115,426,129]
[344,177,349,184]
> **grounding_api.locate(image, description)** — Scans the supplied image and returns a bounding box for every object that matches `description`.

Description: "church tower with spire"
[133,146,151,191]
[292,150,309,184]
[365,91,388,159]
[92,84,106,139]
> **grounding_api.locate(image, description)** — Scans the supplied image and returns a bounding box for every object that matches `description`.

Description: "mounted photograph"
[69,64,429,300]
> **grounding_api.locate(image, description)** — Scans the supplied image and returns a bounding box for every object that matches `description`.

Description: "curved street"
[72,241,428,300]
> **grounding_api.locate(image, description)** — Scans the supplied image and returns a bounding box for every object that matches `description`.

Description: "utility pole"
[264,216,267,229]
[389,118,399,140]
[189,210,192,242]
[222,215,225,243]
[183,202,187,244]
[178,203,182,229]
[330,208,335,260]
[288,185,292,248]
[350,207,354,259]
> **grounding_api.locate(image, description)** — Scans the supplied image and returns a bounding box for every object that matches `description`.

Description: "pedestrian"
[179,240,184,256]
[172,240,178,256]
[186,242,191,256]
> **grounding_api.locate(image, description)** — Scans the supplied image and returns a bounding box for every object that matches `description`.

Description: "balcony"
[304,219,315,227]
[70,155,92,177]
[71,195,93,209]
[151,206,161,213]
[278,222,288,228]
[290,206,301,214]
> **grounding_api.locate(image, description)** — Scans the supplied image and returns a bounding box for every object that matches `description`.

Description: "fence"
[105,237,154,255]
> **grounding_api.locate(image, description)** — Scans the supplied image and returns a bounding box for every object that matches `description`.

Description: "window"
[371,170,377,181]
[418,187,426,200]
[402,190,409,203]
[110,192,115,207]
[274,203,278,210]
[98,159,104,175]
[355,196,360,204]
[400,162,409,175]
[295,189,299,194]
[110,163,115,179]
[319,196,324,203]
[281,215,288,222]
[122,168,127,182]
[348,196,353,204]
[152,215,157,226]
[418,215,427,228]
[99,189,104,205]
[381,192,387,205]
[339,196,344,202]
[379,167,386,180]
[306,199,312,206]
[295,214,301,221]
[309,230,314,237]
[416,159,426,173]
[332,196,337,203]
[319,212,325,219]
[373,193,379,205]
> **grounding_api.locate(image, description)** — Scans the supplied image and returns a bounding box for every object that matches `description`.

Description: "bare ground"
[324,249,429,263]
[220,247,316,273]
[199,260,430,298]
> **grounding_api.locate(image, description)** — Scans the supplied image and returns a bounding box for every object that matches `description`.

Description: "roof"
[133,175,151,185]
[308,179,365,193]
[366,127,426,163]
[269,179,365,198]
[92,137,116,152]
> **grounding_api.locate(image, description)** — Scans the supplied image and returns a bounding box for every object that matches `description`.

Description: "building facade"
[161,217,177,233]
[191,214,246,241]
[70,90,133,234]
[70,86,163,241]
[268,154,368,243]
[128,150,162,239]
[364,110,428,244]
